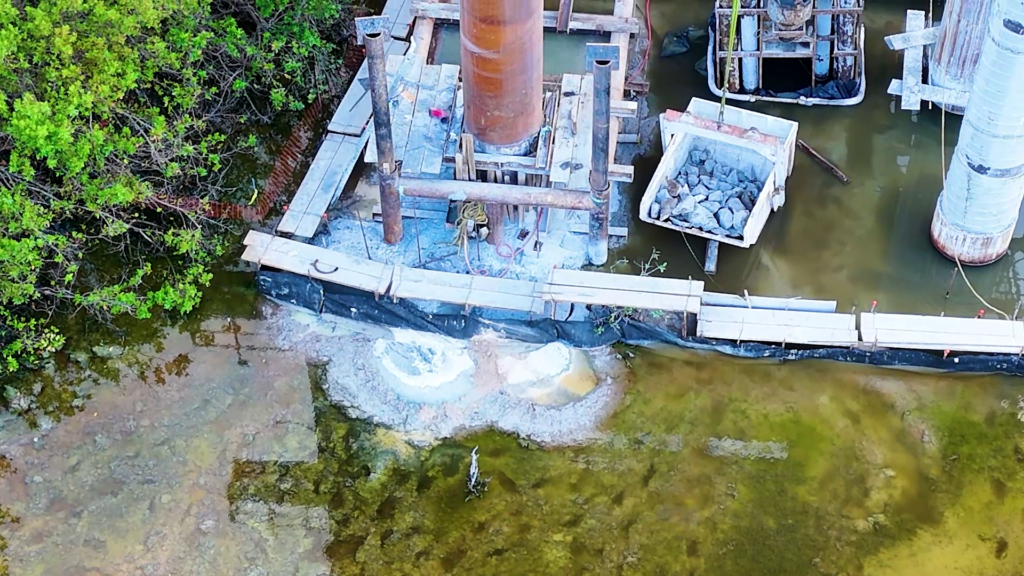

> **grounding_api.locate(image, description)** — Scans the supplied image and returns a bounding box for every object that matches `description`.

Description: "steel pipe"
[588,58,612,266]
[400,179,596,211]
[364,30,403,245]
[930,0,991,114]
[460,0,544,154]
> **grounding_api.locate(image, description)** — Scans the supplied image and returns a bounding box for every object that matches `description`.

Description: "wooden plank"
[567,74,595,191]
[443,84,465,161]
[701,292,837,313]
[886,79,969,108]
[391,266,545,313]
[557,0,574,32]
[608,0,633,170]
[277,135,343,235]
[536,90,559,169]
[900,10,926,111]
[704,239,719,275]
[541,283,701,314]
[611,100,638,118]
[328,40,409,136]
[365,55,421,164]
[698,307,858,345]
[549,74,583,184]
[242,232,395,295]
[372,206,448,221]
[291,131,371,239]
[860,313,1024,353]
[420,64,460,175]
[410,2,640,33]
[402,64,442,177]
[549,269,704,298]
[884,25,939,50]
[383,0,414,39]
[565,222,628,237]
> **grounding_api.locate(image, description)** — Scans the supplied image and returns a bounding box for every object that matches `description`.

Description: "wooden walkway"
[543,269,703,314]
[861,313,1024,354]
[244,233,1024,355]
[698,307,858,346]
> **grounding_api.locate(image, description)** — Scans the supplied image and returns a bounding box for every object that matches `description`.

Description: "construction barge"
[242,0,1024,375]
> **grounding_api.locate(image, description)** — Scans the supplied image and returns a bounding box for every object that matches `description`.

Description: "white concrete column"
[931,0,1024,264]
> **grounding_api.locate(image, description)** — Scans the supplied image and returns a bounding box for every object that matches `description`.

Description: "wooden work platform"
[860,313,1024,354]
[542,269,703,314]
[328,40,410,136]
[277,132,370,238]
[698,307,858,346]
[364,57,462,177]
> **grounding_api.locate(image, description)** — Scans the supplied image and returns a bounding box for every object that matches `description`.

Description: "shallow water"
[5,0,1024,574]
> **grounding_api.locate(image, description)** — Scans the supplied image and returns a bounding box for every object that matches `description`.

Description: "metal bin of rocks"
[641,99,799,249]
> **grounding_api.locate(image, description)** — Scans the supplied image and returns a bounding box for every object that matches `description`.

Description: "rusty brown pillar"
[460,0,544,155]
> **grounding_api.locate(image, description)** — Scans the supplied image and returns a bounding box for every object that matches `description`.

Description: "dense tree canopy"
[0,0,353,374]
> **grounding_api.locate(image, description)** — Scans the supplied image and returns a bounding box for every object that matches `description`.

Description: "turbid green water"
[4,0,1024,574]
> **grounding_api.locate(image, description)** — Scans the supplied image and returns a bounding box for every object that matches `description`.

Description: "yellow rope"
[453,202,487,245]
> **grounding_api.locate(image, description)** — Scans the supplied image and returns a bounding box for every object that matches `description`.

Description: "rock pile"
[648,146,765,239]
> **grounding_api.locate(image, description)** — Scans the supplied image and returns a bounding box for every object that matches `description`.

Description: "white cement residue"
[498,342,573,386]
[372,329,474,389]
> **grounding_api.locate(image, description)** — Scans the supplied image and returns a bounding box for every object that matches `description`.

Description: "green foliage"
[0,0,353,382]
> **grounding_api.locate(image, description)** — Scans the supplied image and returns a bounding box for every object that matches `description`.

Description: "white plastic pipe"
[814,0,833,80]
[931,0,1024,264]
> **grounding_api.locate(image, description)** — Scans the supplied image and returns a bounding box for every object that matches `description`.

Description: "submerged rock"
[706,437,789,460]
[91,345,124,359]
[661,30,691,58]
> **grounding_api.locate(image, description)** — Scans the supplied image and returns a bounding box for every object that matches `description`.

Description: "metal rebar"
[364,30,403,245]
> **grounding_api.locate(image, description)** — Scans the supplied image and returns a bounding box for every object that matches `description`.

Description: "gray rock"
[686,172,700,188]
[649,202,660,220]
[717,207,734,229]
[659,196,678,221]
[669,216,687,227]
[683,165,699,179]
[688,149,703,166]
[700,148,710,162]
[740,192,754,210]
[699,175,717,190]
[745,182,761,195]
[92,344,124,359]
[666,180,681,197]
[69,350,89,367]
[700,201,721,214]
[724,169,740,186]
[725,197,746,213]
[704,158,717,174]
[733,209,750,231]
[708,190,726,204]
[688,204,716,230]
[737,169,749,183]
[672,194,696,216]
[691,183,710,198]
[710,226,729,236]
[655,188,669,203]
[714,178,733,192]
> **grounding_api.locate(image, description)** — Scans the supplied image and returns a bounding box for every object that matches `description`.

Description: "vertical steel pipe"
[835,0,857,80]
[460,0,544,154]
[588,59,612,266]
[930,0,992,114]
[931,0,1024,265]
[364,31,403,245]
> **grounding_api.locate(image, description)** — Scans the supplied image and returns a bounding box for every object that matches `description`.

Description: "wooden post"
[557,0,574,32]
[588,56,613,266]
[705,239,720,275]
[360,21,403,244]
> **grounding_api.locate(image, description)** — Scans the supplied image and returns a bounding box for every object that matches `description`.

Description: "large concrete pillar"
[931,0,1024,265]
[930,0,992,114]
[460,0,543,155]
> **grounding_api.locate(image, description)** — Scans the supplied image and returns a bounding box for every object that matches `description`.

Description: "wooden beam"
[611,100,638,118]
[410,1,640,33]
[887,79,969,108]
[884,25,940,50]
[899,10,926,111]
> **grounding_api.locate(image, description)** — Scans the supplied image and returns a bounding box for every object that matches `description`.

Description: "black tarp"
[258,269,1024,376]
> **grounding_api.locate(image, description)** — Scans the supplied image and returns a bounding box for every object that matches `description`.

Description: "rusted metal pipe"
[363,28,403,245]
[460,0,544,154]
[400,178,596,211]
[588,58,612,266]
